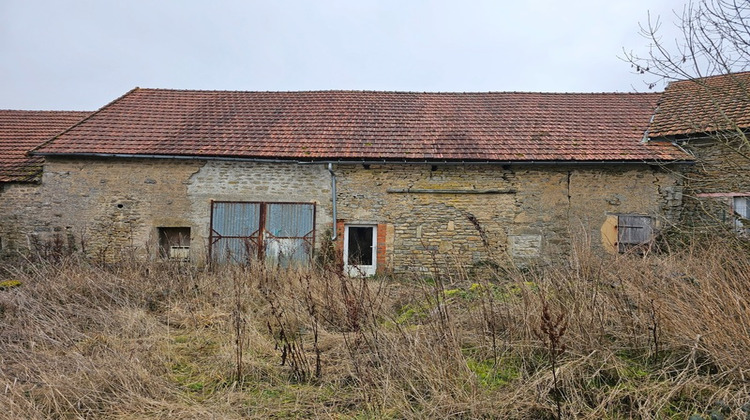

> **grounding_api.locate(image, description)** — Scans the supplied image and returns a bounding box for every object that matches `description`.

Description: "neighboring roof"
[0,110,90,182]
[35,88,688,163]
[648,71,750,138]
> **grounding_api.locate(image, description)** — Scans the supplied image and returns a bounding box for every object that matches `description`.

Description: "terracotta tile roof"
[648,72,750,138]
[0,110,90,182]
[35,88,687,162]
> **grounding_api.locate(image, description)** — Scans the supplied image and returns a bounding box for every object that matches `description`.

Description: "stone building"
[1,88,691,274]
[647,72,750,235]
[0,110,90,253]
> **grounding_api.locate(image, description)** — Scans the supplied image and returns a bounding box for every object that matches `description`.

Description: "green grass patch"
[168,331,226,397]
[466,357,520,389]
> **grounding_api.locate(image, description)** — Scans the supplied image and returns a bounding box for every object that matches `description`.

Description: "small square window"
[617,215,653,253]
[158,227,191,261]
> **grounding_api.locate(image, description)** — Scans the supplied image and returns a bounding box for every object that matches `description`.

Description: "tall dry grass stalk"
[0,235,748,418]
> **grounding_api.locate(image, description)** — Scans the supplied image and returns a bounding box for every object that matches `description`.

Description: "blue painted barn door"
[210,201,315,265]
[209,202,261,264]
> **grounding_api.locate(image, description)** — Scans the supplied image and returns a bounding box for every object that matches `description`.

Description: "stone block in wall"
[508,234,542,258]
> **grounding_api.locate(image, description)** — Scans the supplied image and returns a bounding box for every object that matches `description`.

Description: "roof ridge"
[666,71,750,87]
[131,87,662,96]
[0,109,89,114]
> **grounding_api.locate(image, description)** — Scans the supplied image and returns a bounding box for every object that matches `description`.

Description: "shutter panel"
[617,215,653,252]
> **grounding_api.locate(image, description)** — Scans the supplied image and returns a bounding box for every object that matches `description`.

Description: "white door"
[344,225,377,276]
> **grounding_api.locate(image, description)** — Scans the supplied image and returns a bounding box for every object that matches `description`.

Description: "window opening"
[734,196,749,235]
[158,227,191,261]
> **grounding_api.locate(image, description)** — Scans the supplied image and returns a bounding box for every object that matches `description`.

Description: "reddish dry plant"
[536,296,568,420]
[1,234,749,419]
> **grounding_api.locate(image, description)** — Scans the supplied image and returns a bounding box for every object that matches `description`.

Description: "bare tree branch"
[625,0,750,88]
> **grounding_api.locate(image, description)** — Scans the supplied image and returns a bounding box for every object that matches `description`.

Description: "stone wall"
[678,136,750,229]
[186,160,332,262]
[0,157,332,264]
[0,157,682,273]
[0,182,43,253]
[333,163,682,274]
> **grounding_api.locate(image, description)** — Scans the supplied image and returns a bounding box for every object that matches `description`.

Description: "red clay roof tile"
[649,72,750,137]
[35,88,687,162]
[0,110,90,182]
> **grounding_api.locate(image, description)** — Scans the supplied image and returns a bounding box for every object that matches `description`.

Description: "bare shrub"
[1,234,749,418]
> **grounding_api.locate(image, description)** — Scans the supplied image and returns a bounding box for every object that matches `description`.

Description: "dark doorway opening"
[347,226,374,265]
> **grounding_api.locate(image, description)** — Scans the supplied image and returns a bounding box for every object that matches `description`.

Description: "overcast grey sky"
[1,0,684,111]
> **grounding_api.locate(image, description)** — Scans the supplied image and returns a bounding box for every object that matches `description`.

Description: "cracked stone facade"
[0,158,683,272]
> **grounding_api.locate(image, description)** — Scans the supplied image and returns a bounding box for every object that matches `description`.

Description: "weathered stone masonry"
[677,137,750,229]
[0,158,682,273]
[332,163,682,274]
[0,182,43,252]
[0,157,332,263]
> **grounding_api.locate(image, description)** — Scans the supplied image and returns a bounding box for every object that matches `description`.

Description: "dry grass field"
[1,235,749,419]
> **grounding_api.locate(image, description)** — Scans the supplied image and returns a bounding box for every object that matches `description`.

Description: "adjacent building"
[0,110,90,253]
[647,72,750,235]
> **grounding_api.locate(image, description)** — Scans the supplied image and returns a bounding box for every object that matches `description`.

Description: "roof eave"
[32,151,692,166]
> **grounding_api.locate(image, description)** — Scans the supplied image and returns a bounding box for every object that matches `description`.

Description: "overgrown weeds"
[0,236,749,418]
